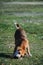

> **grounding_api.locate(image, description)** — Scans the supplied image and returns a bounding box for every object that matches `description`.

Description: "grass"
[0,3,43,65]
[0,15,43,65]
[0,4,43,13]
[0,0,43,2]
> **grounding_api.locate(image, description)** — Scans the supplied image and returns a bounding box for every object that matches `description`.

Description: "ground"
[0,2,43,65]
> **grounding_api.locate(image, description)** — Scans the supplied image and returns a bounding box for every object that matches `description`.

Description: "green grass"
[0,0,43,2]
[0,15,43,65]
[0,3,43,65]
[0,4,43,13]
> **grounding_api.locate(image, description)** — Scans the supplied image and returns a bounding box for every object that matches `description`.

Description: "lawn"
[0,4,43,12]
[0,0,43,2]
[0,3,43,65]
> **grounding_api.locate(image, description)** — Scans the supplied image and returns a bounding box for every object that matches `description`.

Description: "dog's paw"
[29,53,32,57]
[19,57,23,60]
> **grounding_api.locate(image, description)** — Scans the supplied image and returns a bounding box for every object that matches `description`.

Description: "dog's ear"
[14,23,21,29]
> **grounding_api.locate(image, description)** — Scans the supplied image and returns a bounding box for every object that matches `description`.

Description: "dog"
[13,23,32,58]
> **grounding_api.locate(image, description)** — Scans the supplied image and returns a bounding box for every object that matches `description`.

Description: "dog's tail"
[14,23,21,29]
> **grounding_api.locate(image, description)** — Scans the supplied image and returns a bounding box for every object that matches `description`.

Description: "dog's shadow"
[0,53,14,59]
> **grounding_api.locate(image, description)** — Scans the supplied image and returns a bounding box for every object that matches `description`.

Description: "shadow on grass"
[0,53,14,59]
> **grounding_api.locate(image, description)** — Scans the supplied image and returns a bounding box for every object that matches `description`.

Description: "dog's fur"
[13,23,32,58]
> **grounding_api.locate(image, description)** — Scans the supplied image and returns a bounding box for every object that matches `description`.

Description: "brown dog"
[13,23,32,58]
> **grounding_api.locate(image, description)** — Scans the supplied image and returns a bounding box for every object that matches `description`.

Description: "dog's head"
[13,50,21,58]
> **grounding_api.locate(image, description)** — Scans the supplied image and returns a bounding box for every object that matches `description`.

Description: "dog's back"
[14,23,27,46]
[14,23,27,40]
